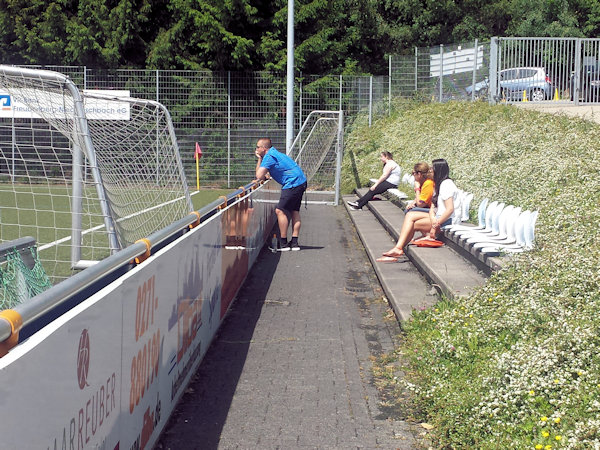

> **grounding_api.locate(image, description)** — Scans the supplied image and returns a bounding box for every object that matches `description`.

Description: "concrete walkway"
[515,102,600,124]
[156,204,424,449]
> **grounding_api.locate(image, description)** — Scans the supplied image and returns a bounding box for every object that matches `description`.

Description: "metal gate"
[490,37,600,104]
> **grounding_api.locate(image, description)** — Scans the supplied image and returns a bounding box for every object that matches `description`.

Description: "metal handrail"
[0,180,262,346]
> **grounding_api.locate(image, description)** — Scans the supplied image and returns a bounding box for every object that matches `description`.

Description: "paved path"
[156,204,420,449]
[515,102,600,124]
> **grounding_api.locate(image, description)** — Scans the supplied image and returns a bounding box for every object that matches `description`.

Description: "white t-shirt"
[436,178,461,224]
[385,160,401,186]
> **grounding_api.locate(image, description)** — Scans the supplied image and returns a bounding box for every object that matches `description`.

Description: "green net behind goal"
[0,239,52,309]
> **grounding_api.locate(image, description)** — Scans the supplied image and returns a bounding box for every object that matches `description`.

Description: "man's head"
[255,138,272,157]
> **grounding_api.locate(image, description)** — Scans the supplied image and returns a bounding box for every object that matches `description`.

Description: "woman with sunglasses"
[347,151,401,210]
[377,158,460,261]
[405,162,433,212]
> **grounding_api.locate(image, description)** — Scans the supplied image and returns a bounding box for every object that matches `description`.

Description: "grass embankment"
[343,101,600,448]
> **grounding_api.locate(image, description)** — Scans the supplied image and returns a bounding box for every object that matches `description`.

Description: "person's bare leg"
[383,212,431,256]
[276,208,289,240]
[290,211,301,238]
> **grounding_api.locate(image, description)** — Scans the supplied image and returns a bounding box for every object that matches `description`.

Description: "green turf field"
[0,185,233,284]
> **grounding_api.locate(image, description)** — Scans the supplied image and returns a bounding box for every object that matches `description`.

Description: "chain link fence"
[390,40,492,103]
[2,68,394,188]
[7,36,599,188]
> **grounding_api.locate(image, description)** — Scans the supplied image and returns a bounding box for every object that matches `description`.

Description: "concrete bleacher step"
[343,194,437,321]
[346,189,487,308]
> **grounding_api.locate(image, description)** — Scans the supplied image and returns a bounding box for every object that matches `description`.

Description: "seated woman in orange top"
[405,162,433,212]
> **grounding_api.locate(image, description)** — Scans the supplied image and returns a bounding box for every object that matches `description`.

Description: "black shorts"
[277,182,307,212]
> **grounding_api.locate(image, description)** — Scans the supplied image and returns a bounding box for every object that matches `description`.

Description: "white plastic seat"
[464,204,511,244]
[445,198,488,233]
[454,201,503,239]
[480,211,532,256]
[368,178,408,200]
[387,188,408,200]
[461,192,474,222]
[523,210,539,250]
[471,207,522,249]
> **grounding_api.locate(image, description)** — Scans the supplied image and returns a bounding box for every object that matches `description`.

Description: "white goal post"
[288,110,343,205]
[0,65,192,280]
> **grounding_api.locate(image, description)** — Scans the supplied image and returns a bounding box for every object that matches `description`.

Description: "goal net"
[0,65,192,283]
[0,237,52,308]
[288,110,343,204]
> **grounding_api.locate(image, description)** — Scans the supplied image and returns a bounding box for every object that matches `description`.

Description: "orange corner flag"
[195,142,203,160]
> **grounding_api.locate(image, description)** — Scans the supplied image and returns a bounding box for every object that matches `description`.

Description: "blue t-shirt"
[260,147,307,189]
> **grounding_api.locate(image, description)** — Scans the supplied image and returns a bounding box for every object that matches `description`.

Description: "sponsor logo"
[77,329,91,389]
[0,94,11,110]
[49,329,117,449]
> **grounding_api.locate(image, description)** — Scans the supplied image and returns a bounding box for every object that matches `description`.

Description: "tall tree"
[0,0,70,64]
[147,0,274,70]
[258,0,390,75]
[505,0,585,37]
[2,0,600,73]
[63,0,111,66]
[378,0,461,50]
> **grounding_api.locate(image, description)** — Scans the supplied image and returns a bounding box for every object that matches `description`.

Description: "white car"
[498,67,552,101]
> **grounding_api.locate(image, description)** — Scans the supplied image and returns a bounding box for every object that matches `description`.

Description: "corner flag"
[195,142,202,191]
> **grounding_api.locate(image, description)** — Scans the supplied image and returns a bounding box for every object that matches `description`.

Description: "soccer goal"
[0,65,192,282]
[288,110,343,205]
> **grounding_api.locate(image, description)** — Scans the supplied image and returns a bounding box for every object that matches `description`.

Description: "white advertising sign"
[0,89,131,120]
[0,279,123,449]
[0,186,278,449]
[430,45,484,77]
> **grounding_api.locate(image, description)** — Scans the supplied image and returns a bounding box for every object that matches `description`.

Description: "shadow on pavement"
[156,245,280,449]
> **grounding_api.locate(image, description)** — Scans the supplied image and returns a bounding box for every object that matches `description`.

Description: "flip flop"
[382,250,404,258]
[376,256,399,263]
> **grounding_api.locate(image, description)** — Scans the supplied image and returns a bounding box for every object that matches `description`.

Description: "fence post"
[299,78,303,136]
[227,71,231,187]
[489,37,498,104]
[471,39,478,101]
[369,76,373,127]
[439,44,444,102]
[414,47,418,93]
[388,55,392,115]
[156,70,159,102]
[574,39,582,106]
[339,74,343,111]
[156,70,159,185]
[335,110,344,206]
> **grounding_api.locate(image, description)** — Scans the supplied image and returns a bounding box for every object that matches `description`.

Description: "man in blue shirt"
[255,137,307,251]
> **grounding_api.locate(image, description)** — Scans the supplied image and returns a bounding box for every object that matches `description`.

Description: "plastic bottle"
[270,234,278,252]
